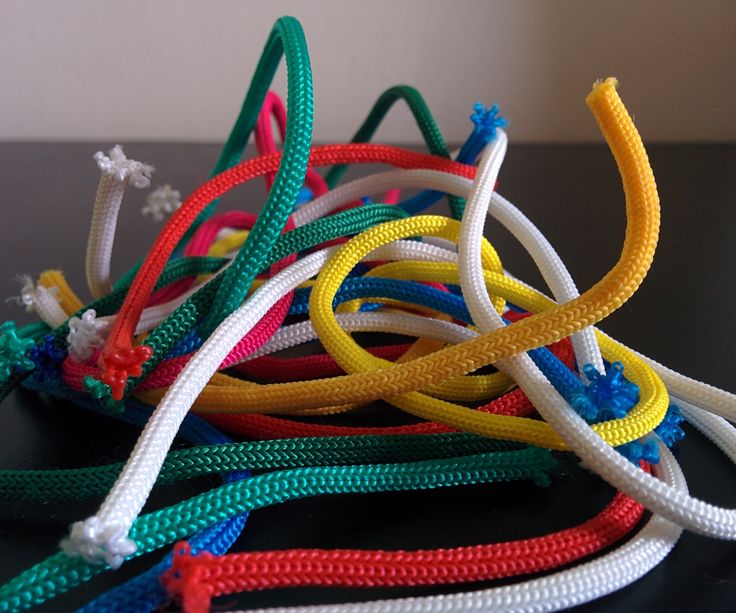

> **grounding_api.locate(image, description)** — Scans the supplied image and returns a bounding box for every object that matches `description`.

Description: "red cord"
[162,471,647,613]
[233,343,413,382]
[200,311,573,439]
[96,144,477,400]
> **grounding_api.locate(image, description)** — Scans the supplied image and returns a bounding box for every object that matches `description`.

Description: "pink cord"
[63,214,297,393]
[149,211,259,306]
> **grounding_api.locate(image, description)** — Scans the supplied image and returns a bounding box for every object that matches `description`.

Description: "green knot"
[0,321,36,385]
[83,376,124,415]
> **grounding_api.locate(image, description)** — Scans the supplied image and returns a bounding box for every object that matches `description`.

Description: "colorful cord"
[3,14,736,613]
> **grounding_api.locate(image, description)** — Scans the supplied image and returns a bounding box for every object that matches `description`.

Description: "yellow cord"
[57,79,666,451]
[177,78,659,418]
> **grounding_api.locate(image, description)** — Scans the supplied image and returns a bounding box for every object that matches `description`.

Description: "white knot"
[94,145,154,188]
[142,184,182,222]
[7,274,60,314]
[61,516,137,569]
[67,309,110,362]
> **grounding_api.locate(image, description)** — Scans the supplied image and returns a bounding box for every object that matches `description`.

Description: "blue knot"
[360,196,373,206]
[0,320,36,384]
[570,362,640,422]
[654,403,686,448]
[617,437,660,465]
[453,103,508,165]
[470,102,508,140]
[29,335,66,382]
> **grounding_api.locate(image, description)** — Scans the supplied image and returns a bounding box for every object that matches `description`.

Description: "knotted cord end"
[143,184,182,222]
[68,309,110,362]
[29,335,65,383]
[99,344,153,401]
[162,541,215,613]
[470,102,508,140]
[61,516,137,569]
[0,320,36,384]
[570,361,640,422]
[94,145,154,188]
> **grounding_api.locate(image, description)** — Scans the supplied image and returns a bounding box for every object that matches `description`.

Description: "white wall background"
[0,0,734,143]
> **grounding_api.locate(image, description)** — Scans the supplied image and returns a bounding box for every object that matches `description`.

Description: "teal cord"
[323,85,465,218]
[0,448,555,611]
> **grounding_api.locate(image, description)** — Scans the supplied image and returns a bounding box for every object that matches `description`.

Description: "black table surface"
[0,142,735,612]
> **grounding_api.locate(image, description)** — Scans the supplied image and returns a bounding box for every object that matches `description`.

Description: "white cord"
[85,145,153,300]
[294,166,605,375]
[241,311,476,363]
[10,275,67,328]
[59,238,475,568]
[456,138,736,541]
[63,248,335,567]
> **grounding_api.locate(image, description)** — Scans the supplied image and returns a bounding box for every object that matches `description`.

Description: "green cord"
[0,433,522,501]
[0,447,555,612]
[178,17,309,249]
[323,85,466,219]
[0,204,405,403]
[200,16,314,335]
[121,204,408,395]
[52,256,226,344]
[113,255,224,295]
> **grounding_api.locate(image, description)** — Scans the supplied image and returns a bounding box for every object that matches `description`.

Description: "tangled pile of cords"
[2,15,734,613]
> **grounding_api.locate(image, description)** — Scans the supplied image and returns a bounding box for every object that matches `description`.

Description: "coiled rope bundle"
[0,14,732,613]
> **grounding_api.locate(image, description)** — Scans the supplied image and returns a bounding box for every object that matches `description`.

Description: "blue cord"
[289,276,682,462]
[288,277,583,401]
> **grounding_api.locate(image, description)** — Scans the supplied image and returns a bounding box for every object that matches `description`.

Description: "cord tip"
[94,145,154,187]
[61,516,137,569]
[99,345,153,401]
[469,102,508,140]
[68,309,110,362]
[0,320,36,384]
[587,77,619,106]
[142,184,182,222]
